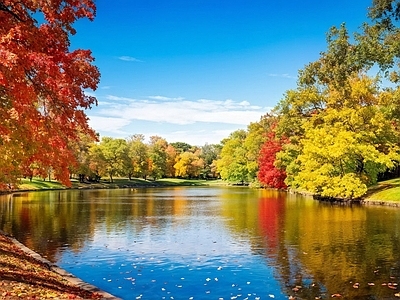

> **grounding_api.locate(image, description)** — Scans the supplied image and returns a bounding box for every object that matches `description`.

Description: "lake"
[0,187,400,299]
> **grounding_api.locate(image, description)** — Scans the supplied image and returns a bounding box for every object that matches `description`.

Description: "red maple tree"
[258,130,287,189]
[0,0,100,188]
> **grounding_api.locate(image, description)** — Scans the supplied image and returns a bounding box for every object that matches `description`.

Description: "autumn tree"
[292,76,400,198]
[89,137,130,183]
[244,114,278,180]
[0,0,99,188]
[126,134,149,180]
[274,3,400,198]
[165,144,177,178]
[200,143,221,178]
[258,128,288,189]
[68,131,98,182]
[148,136,168,180]
[216,130,249,183]
[174,148,204,178]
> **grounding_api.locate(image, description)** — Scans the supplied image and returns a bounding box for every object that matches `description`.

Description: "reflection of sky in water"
[59,214,287,299]
[3,188,400,299]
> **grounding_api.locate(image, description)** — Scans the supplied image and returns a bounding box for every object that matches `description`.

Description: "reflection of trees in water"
[1,188,400,298]
[221,191,400,299]
[0,188,221,262]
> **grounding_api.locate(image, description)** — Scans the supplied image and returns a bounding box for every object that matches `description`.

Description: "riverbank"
[0,231,120,300]
[0,177,399,298]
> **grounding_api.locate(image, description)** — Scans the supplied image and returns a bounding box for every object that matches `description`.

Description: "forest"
[2,0,400,199]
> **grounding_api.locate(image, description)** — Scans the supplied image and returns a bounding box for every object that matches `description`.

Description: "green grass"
[13,177,400,203]
[12,177,226,191]
[365,178,400,202]
[19,178,66,190]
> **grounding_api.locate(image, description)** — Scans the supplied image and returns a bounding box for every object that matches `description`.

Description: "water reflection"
[0,188,400,299]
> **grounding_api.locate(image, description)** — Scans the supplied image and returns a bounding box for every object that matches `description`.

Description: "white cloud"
[118,56,143,62]
[267,73,296,79]
[88,116,130,135]
[148,95,185,101]
[96,96,270,126]
[157,129,236,145]
[106,95,136,102]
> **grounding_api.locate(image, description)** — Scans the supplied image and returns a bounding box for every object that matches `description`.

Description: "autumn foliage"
[258,130,287,189]
[0,0,100,188]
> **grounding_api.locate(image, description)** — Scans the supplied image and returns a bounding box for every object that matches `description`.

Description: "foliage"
[89,137,129,182]
[0,0,100,188]
[126,134,149,180]
[244,114,277,179]
[216,130,249,183]
[148,136,168,180]
[272,1,400,198]
[174,149,204,178]
[258,129,287,189]
[200,143,221,178]
[216,115,277,183]
[0,234,102,299]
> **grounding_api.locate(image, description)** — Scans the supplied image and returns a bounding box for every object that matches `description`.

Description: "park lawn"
[18,178,66,190]
[364,178,400,202]
[14,177,225,191]
[16,177,400,203]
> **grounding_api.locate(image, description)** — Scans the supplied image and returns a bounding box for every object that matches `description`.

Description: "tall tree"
[165,144,177,178]
[0,0,99,188]
[148,136,168,180]
[200,143,221,179]
[258,129,288,189]
[174,148,204,178]
[292,76,400,198]
[216,130,249,183]
[244,114,278,180]
[126,134,149,180]
[91,137,129,183]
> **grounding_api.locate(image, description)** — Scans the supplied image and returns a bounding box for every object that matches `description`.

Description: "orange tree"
[0,0,100,188]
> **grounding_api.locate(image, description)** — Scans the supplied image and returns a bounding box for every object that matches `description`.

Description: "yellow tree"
[174,149,204,178]
[127,134,149,180]
[293,75,400,198]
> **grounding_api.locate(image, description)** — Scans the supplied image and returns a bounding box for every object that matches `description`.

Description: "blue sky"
[71,0,371,145]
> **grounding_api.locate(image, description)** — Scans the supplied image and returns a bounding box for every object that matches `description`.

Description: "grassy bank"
[7,176,400,204]
[364,178,400,203]
[15,177,225,191]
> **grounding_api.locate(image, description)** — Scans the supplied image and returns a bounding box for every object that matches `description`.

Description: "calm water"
[0,187,400,299]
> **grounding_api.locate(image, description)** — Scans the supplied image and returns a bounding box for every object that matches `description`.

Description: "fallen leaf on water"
[331,293,342,298]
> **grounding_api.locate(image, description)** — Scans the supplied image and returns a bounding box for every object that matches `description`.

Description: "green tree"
[216,130,249,183]
[170,142,192,153]
[200,143,221,179]
[127,134,149,180]
[148,136,168,180]
[89,137,130,182]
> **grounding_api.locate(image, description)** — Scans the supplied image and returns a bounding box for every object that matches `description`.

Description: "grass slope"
[15,177,225,191]
[364,178,400,202]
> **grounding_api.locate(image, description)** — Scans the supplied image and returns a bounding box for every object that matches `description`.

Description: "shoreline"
[0,230,121,300]
[0,181,398,299]
[1,180,400,208]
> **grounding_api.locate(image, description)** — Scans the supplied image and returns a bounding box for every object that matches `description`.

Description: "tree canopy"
[0,0,100,188]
